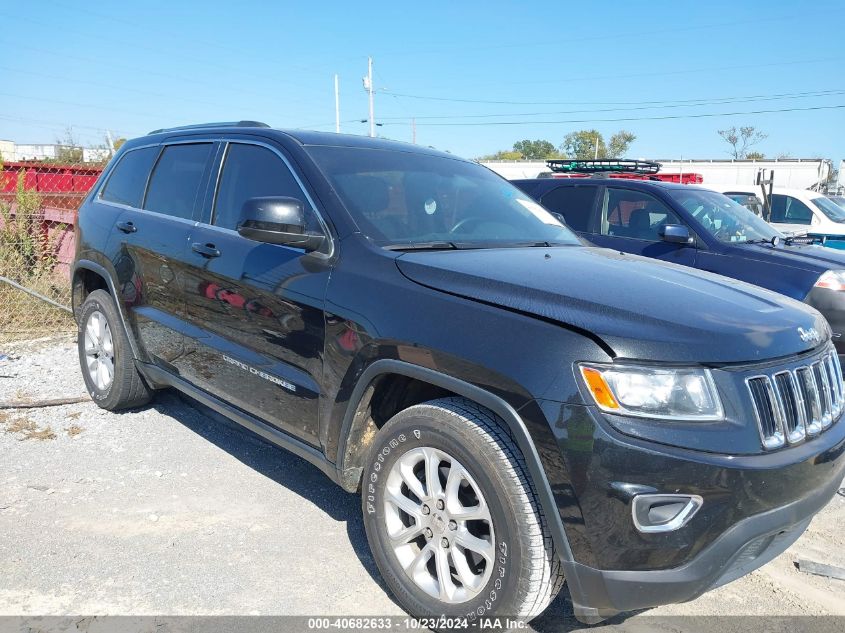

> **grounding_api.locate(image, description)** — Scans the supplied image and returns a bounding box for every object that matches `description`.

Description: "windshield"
[306,146,580,248]
[813,195,845,222]
[829,196,845,209]
[668,189,782,243]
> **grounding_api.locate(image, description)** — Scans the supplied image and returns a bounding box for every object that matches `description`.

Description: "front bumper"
[535,398,845,622]
[565,468,839,621]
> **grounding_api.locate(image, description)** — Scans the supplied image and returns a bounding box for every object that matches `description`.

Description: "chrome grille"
[747,348,843,450]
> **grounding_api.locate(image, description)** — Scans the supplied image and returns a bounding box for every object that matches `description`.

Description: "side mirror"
[237,196,325,252]
[660,224,693,245]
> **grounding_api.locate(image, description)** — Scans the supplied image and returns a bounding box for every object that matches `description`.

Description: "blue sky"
[2,0,844,161]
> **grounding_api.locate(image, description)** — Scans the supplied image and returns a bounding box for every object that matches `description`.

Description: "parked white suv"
[714,186,845,237]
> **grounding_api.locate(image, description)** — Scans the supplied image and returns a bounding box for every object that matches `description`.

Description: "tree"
[560,129,605,159]
[478,149,524,160]
[54,128,83,163]
[512,139,559,160]
[717,125,767,159]
[560,129,636,159]
[608,130,636,157]
[479,139,561,161]
[745,151,765,160]
[113,137,127,151]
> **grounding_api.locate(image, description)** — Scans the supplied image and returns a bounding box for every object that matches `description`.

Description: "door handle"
[192,242,221,258]
[116,221,137,234]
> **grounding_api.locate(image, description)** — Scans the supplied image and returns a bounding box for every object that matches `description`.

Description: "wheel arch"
[71,259,140,360]
[334,359,577,567]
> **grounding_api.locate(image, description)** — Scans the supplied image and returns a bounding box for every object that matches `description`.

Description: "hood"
[738,242,845,275]
[395,246,829,364]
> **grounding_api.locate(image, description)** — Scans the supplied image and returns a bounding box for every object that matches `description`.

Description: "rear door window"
[539,185,599,232]
[100,146,159,208]
[601,188,682,241]
[144,143,214,220]
[770,194,813,225]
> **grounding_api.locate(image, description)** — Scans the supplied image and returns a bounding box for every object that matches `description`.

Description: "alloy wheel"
[383,446,495,604]
[84,310,114,390]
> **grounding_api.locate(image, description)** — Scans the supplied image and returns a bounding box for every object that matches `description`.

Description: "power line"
[372,89,845,121]
[377,103,845,127]
[379,57,845,105]
[42,0,339,79]
[366,11,822,58]
[0,11,329,100]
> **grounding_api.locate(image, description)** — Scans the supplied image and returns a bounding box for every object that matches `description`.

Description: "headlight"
[814,270,845,291]
[579,364,723,420]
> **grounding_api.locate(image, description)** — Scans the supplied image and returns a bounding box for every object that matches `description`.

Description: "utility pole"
[412,118,416,144]
[362,57,375,137]
[334,74,340,133]
[105,129,115,157]
[594,134,600,159]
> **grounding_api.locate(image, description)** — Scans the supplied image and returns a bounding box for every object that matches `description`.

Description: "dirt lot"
[1,335,844,632]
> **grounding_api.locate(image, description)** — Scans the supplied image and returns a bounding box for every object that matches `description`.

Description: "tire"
[362,397,564,627]
[77,289,153,410]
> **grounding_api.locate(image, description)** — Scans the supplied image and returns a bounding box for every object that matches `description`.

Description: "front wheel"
[362,397,564,626]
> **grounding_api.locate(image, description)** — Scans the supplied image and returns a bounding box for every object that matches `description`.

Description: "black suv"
[72,123,845,625]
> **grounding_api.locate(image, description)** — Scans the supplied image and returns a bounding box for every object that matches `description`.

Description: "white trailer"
[653,159,832,190]
[481,158,833,190]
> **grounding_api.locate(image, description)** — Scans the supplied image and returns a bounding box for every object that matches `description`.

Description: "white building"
[0,141,112,162]
[83,147,111,162]
[11,144,62,161]
[0,139,14,162]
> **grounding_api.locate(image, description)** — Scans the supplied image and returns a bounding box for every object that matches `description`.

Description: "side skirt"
[138,361,339,485]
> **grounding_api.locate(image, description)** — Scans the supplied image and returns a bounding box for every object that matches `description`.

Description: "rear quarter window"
[99,146,159,208]
[144,143,214,220]
[539,185,598,232]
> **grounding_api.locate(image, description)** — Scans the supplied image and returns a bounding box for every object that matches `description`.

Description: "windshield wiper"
[383,241,459,251]
[497,241,576,248]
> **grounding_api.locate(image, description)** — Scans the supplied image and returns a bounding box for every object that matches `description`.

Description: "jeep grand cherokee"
[72,122,845,625]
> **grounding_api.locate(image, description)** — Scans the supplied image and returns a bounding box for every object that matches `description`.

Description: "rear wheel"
[77,289,152,410]
[362,397,564,627]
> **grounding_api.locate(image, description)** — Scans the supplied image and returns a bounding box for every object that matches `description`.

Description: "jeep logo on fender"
[798,327,821,346]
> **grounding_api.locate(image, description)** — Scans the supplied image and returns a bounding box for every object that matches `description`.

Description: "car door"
[769,193,814,235]
[101,142,215,367]
[585,186,697,267]
[177,140,331,446]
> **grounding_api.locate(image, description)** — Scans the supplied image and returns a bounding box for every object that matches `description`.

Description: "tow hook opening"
[632,494,703,533]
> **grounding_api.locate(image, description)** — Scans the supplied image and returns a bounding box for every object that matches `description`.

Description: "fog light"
[632,494,703,533]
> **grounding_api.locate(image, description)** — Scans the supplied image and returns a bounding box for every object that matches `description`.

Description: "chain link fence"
[0,160,104,343]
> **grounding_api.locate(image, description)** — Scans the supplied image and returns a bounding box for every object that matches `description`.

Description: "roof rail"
[546,159,661,175]
[147,121,270,135]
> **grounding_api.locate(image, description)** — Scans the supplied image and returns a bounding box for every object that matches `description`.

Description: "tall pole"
[594,134,600,159]
[334,74,340,133]
[105,129,115,157]
[412,118,416,144]
[367,57,375,137]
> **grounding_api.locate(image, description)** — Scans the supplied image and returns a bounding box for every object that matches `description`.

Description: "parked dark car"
[72,123,845,626]
[514,178,845,362]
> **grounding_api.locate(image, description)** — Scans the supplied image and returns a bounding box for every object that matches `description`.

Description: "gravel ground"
[1,335,844,632]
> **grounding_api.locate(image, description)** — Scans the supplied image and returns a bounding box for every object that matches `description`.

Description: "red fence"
[0,161,104,278]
